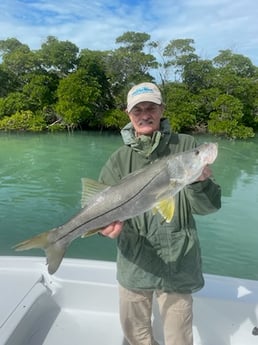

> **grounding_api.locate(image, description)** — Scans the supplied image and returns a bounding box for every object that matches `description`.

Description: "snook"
[14,142,218,274]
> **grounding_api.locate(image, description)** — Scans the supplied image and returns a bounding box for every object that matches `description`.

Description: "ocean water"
[0,131,257,280]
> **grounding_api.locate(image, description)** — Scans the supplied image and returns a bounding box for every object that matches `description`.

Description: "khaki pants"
[119,285,193,345]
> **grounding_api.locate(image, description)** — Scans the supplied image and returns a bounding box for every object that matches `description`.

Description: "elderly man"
[99,82,221,345]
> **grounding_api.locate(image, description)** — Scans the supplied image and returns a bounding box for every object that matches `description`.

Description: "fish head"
[194,142,218,165]
[167,142,218,185]
[185,142,218,182]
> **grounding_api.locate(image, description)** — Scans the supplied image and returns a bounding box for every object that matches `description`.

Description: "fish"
[13,142,218,274]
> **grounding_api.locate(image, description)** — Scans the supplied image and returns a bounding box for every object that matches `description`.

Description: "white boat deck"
[0,256,258,345]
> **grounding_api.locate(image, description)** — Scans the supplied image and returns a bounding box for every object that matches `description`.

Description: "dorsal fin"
[81,178,108,208]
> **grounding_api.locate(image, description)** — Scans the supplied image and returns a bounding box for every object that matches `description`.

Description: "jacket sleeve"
[185,178,221,215]
[99,154,121,186]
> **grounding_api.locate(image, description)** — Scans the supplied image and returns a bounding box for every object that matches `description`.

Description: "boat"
[0,256,258,345]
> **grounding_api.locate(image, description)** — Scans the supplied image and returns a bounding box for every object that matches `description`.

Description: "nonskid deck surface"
[0,257,258,345]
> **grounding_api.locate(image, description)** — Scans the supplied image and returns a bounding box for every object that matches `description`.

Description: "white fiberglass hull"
[0,256,258,345]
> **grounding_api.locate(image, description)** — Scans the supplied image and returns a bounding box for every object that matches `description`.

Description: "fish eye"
[195,149,200,156]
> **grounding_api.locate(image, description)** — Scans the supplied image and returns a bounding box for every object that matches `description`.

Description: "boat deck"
[0,257,258,345]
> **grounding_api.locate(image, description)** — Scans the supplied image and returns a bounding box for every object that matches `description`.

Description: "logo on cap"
[131,86,154,97]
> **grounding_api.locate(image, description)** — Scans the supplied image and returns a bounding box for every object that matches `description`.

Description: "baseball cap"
[127,82,163,112]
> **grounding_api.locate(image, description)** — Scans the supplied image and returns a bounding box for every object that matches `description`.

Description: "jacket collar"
[120,118,172,157]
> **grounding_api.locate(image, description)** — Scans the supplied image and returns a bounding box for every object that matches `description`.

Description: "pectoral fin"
[152,196,175,223]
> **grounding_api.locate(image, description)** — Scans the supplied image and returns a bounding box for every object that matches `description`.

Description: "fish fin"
[81,228,100,238]
[45,245,66,275]
[13,231,66,275]
[152,197,175,223]
[13,231,50,251]
[81,178,108,208]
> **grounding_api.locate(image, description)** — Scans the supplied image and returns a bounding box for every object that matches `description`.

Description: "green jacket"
[99,119,221,293]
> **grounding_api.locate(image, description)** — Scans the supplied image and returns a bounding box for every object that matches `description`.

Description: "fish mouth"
[209,143,218,163]
[203,143,218,164]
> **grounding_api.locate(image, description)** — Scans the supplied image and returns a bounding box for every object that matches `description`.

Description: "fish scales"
[13,142,218,274]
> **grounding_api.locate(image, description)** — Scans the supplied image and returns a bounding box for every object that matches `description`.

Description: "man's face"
[127,101,164,136]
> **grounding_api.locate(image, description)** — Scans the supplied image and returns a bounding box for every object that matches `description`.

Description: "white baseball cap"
[127,82,163,112]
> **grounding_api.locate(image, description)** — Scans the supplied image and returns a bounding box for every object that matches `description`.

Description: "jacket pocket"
[153,228,189,272]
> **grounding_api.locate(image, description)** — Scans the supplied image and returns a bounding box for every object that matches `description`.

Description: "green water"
[0,131,258,280]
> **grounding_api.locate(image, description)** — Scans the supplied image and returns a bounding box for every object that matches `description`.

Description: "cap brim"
[127,96,162,112]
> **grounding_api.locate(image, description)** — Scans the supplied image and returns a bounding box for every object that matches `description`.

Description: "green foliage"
[183,59,215,92]
[0,38,25,55]
[252,99,258,128]
[213,50,256,78]
[78,49,114,110]
[194,88,221,124]
[0,39,39,88]
[22,74,58,110]
[208,118,254,139]
[55,69,101,128]
[208,95,255,139]
[0,65,15,97]
[37,36,79,75]
[102,109,128,129]
[105,31,157,105]
[48,123,66,132]
[0,110,47,131]
[162,39,198,81]
[0,34,257,138]
[115,32,151,52]
[163,83,197,132]
[0,92,29,117]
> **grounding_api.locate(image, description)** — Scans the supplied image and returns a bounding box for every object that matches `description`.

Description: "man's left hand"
[197,165,212,181]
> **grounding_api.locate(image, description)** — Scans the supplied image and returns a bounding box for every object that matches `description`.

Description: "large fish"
[13,142,218,274]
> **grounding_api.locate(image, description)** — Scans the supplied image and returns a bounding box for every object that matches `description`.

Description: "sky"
[0,0,258,71]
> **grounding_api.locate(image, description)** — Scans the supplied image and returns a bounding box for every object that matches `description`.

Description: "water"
[0,131,257,280]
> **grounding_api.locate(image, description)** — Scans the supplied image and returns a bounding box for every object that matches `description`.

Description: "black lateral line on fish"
[56,170,163,242]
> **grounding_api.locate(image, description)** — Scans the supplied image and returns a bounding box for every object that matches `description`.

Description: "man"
[99,82,221,345]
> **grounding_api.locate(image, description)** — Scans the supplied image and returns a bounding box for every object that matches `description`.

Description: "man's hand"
[100,221,124,239]
[197,165,212,182]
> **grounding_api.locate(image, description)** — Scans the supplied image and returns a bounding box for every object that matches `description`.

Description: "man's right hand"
[100,221,123,239]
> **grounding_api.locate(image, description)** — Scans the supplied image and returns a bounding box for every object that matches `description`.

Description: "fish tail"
[13,231,67,275]
[13,231,49,251]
